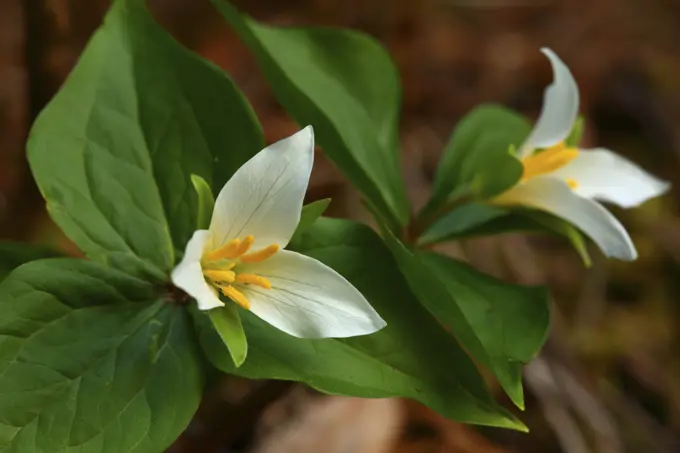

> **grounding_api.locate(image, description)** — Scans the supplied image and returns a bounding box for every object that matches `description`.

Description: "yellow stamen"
[203,260,236,271]
[219,285,251,310]
[521,142,579,180]
[566,178,579,189]
[234,235,254,257]
[240,244,279,263]
[203,269,236,283]
[204,238,242,261]
[236,273,272,289]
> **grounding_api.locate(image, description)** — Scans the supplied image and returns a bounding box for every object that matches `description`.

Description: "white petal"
[549,147,670,208]
[494,178,637,260]
[209,126,314,250]
[521,48,580,157]
[239,250,386,338]
[171,230,224,310]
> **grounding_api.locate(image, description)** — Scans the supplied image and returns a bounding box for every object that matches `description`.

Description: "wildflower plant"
[0,0,668,452]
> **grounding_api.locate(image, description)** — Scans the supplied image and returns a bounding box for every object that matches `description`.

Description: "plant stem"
[407,192,473,243]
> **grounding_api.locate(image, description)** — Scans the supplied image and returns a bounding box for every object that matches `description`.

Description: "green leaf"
[0,241,61,281]
[380,231,515,401]
[422,105,531,219]
[191,174,215,230]
[207,304,247,367]
[419,252,551,409]
[0,259,204,452]
[211,0,409,231]
[28,0,263,279]
[198,218,524,429]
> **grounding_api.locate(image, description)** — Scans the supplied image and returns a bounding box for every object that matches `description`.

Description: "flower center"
[521,142,579,188]
[200,235,278,310]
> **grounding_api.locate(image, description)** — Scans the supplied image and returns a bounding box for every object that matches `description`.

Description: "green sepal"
[565,115,585,147]
[207,304,248,367]
[191,174,215,230]
[524,211,592,266]
[290,198,331,245]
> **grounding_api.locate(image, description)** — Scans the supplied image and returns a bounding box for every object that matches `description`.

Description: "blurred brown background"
[2,0,680,452]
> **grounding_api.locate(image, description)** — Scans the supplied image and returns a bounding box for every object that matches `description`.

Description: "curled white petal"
[550,147,670,208]
[239,250,386,338]
[171,230,223,310]
[521,48,580,157]
[209,126,314,250]
[494,177,637,260]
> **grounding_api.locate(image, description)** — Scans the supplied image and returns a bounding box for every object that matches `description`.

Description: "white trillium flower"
[493,48,669,260]
[171,126,386,338]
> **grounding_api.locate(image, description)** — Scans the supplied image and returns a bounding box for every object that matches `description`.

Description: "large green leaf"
[28,0,263,279]
[382,226,550,407]
[211,0,409,231]
[380,232,509,399]
[198,218,525,430]
[421,104,531,220]
[419,252,550,409]
[0,242,61,281]
[0,259,204,453]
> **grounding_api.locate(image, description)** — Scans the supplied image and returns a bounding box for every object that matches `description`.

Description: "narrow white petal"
[209,126,314,250]
[171,230,224,310]
[239,250,386,338]
[494,178,637,260]
[521,48,580,157]
[550,147,670,208]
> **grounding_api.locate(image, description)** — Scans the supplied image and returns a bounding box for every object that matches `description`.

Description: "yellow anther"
[204,238,242,261]
[234,235,254,257]
[203,269,236,283]
[203,260,236,271]
[219,285,251,310]
[236,273,272,289]
[566,178,579,189]
[240,244,279,263]
[531,141,565,156]
[521,142,579,180]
